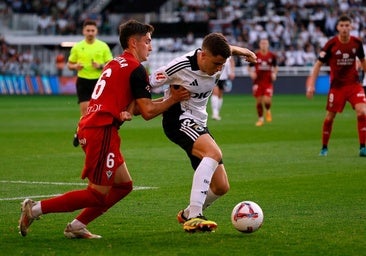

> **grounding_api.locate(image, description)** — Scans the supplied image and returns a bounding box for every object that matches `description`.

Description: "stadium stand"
[0,0,365,94]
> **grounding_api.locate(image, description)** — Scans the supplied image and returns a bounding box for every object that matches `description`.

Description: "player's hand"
[75,63,84,70]
[170,85,190,102]
[306,87,315,99]
[243,49,257,64]
[271,73,277,81]
[252,84,258,94]
[92,61,103,69]
[250,72,257,81]
[120,111,132,121]
[306,76,315,99]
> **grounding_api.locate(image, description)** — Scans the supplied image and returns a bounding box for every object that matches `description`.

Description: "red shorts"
[326,84,366,113]
[78,125,124,185]
[252,84,273,98]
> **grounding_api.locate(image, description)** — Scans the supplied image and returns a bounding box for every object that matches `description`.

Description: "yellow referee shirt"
[68,39,113,79]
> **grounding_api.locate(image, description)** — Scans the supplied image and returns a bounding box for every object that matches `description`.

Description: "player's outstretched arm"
[306,60,323,99]
[230,45,257,64]
[135,86,190,120]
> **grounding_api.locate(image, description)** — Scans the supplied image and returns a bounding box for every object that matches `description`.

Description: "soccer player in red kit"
[306,15,366,157]
[248,38,278,126]
[18,20,190,239]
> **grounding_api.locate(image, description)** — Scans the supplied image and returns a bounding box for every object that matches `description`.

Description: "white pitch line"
[0,180,158,201]
[0,194,62,201]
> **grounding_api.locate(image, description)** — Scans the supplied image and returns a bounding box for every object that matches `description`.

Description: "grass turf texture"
[0,94,365,256]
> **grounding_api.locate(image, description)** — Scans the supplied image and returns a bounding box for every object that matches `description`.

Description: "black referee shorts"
[76,77,99,103]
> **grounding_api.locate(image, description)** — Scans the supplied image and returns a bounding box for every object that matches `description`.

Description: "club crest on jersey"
[106,170,113,179]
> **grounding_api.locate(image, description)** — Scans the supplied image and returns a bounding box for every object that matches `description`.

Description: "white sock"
[70,219,86,229]
[203,188,220,210]
[188,157,218,219]
[32,201,42,218]
[183,206,190,218]
[211,95,219,116]
[217,98,223,112]
[183,188,220,217]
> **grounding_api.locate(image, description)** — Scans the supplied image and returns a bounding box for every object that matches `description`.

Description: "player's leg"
[354,102,366,156]
[72,162,133,229]
[203,164,229,210]
[182,134,222,232]
[65,163,133,239]
[216,83,225,118]
[65,126,132,238]
[73,78,96,147]
[264,86,273,122]
[255,96,264,126]
[320,88,345,156]
[179,162,229,222]
[319,110,336,156]
[19,185,106,237]
[211,85,221,120]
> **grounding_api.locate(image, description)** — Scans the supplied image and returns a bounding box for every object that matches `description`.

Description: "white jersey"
[150,49,221,126]
[219,57,233,80]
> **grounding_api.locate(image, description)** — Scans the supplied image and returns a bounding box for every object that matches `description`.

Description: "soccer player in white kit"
[150,33,257,232]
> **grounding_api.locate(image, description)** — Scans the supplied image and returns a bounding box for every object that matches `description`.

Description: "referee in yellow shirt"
[68,19,113,146]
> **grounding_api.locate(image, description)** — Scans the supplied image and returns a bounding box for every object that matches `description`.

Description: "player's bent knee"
[211,183,230,196]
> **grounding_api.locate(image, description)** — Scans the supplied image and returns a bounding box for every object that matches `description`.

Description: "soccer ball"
[231,201,264,233]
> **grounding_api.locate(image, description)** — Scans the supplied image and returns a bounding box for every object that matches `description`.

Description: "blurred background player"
[306,15,366,157]
[67,19,113,147]
[210,56,235,120]
[248,38,278,126]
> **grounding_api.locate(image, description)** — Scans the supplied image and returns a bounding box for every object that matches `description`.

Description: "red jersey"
[319,35,365,88]
[79,52,152,129]
[250,51,277,86]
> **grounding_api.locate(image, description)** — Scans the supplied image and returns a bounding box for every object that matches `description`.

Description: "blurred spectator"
[30,57,42,76]
[324,11,337,37]
[37,13,51,35]
[55,51,65,76]
[183,31,195,45]
[302,43,317,66]
[4,54,21,75]
[4,0,366,76]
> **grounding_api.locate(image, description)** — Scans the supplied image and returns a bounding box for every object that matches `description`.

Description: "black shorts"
[217,79,226,90]
[76,77,99,103]
[163,117,221,169]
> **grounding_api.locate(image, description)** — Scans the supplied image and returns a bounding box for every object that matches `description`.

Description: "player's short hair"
[119,20,154,50]
[336,14,352,25]
[202,33,231,59]
[83,19,97,28]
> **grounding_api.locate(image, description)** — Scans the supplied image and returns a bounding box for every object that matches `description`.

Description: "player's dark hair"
[336,14,352,25]
[83,19,97,27]
[202,33,231,59]
[119,20,154,50]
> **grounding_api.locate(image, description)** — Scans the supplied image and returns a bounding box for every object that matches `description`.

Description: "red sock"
[322,118,333,147]
[41,186,104,214]
[256,103,263,117]
[76,181,133,225]
[264,103,271,111]
[357,114,366,146]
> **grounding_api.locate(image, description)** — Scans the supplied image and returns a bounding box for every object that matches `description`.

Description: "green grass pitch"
[0,94,365,256]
